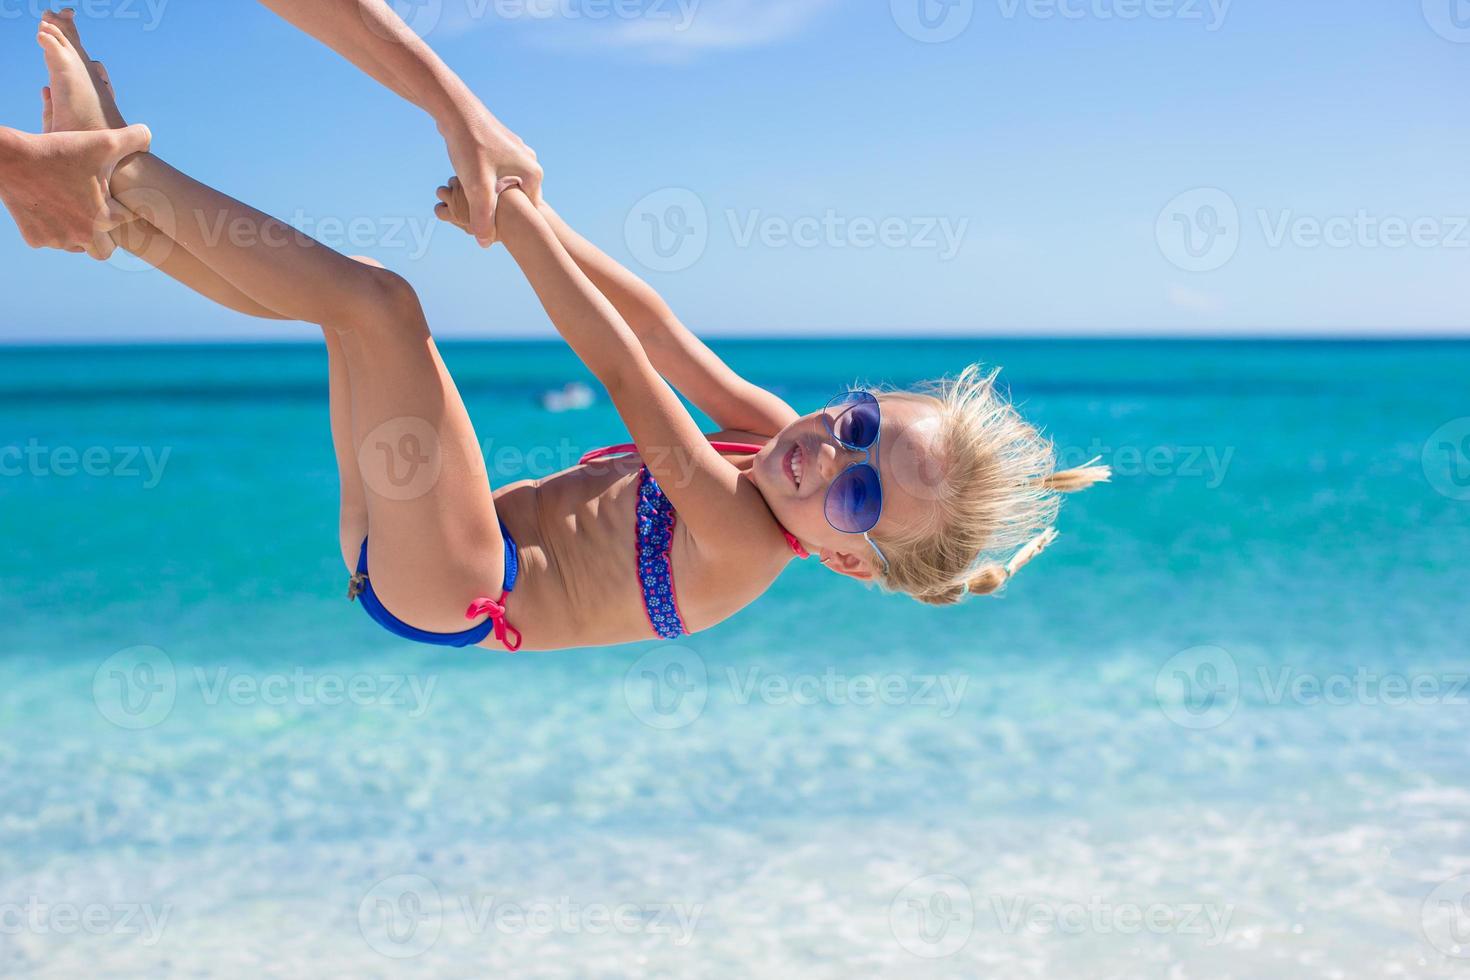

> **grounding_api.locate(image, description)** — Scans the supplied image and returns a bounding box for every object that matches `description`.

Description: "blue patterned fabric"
[636,467,688,639]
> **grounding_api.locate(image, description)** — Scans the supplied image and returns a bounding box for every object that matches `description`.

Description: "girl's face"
[750,394,942,580]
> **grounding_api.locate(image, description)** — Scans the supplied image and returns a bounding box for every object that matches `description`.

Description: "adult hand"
[439,105,543,248]
[0,122,150,259]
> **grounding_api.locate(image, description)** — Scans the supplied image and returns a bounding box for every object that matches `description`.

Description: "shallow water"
[2,339,1468,978]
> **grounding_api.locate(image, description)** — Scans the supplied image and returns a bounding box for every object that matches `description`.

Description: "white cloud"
[606,0,839,51]
[439,0,840,59]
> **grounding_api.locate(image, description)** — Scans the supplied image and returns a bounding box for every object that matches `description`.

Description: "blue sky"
[0,0,1467,341]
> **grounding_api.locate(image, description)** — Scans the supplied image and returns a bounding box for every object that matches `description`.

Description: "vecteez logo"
[1155,645,1240,730]
[1423,874,1470,958]
[625,188,710,273]
[889,874,975,958]
[1423,0,1470,42]
[623,646,709,729]
[93,645,177,729]
[891,0,975,42]
[1156,188,1241,273]
[359,875,444,959]
[1424,418,1470,501]
[357,416,445,501]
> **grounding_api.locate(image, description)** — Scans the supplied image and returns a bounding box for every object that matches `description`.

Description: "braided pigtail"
[965,527,1059,596]
[964,459,1109,596]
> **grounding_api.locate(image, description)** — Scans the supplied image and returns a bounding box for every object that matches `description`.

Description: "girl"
[35,17,1108,653]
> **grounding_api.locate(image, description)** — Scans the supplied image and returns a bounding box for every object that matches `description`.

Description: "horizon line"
[4,331,1470,349]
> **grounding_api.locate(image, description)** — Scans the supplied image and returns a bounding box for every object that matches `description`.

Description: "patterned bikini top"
[579,440,810,639]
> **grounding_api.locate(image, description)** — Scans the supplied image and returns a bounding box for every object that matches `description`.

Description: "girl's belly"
[488,465,662,652]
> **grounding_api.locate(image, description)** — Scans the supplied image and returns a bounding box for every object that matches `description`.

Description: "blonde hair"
[870,364,1109,606]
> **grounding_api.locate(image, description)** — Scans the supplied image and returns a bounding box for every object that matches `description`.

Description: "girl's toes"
[37,31,68,71]
[37,20,71,49]
[42,8,88,52]
[36,23,78,71]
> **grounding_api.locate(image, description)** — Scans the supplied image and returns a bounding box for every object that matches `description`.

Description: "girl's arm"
[495,189,781,551]
[533,202,800,437]
[256,0,542,244]
[436,182,799,437]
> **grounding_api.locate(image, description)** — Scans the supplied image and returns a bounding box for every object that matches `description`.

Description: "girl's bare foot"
[37,14,126,133]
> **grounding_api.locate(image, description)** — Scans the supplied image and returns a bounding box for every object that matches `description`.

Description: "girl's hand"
[434,174,524,239]
[438,107,543,248]
[433,176,470,233]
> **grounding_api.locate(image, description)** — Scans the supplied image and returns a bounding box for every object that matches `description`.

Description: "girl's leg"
[110,215,287,320]
[46,20,504,632]
[324,326,370,571]
[107,153,504,629]
[110,215,370,570]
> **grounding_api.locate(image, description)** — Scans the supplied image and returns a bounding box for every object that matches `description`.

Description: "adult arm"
[256,0,542,245]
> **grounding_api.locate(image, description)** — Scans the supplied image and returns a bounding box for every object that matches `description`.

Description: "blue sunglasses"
[821,390,891,574]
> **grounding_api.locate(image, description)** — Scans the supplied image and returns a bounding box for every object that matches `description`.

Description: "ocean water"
[1,339,1468,979]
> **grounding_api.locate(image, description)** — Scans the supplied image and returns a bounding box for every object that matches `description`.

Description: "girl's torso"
[488,431,792,651]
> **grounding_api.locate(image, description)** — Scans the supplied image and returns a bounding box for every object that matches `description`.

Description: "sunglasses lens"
[824,391,881,449]
[826,465,883,534]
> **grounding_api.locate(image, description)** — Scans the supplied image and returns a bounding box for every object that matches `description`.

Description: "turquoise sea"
[2,339,1468,978]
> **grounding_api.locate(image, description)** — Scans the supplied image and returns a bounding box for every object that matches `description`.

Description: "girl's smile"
[782,442,804,490]
[752,395,942,579]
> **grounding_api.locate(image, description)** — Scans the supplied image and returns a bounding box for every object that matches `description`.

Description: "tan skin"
[253,0,544,246]
[14,1,540,252]
[12,0,540,258]
[0,16,148,265]
[0,122,149,258]
[3,14,144,259]
[37,17,942,652]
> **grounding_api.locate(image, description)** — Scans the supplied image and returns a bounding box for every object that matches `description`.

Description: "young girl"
[35,18,1108,654]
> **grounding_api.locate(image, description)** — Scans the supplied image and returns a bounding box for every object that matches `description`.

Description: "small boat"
[541,382,596,413]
